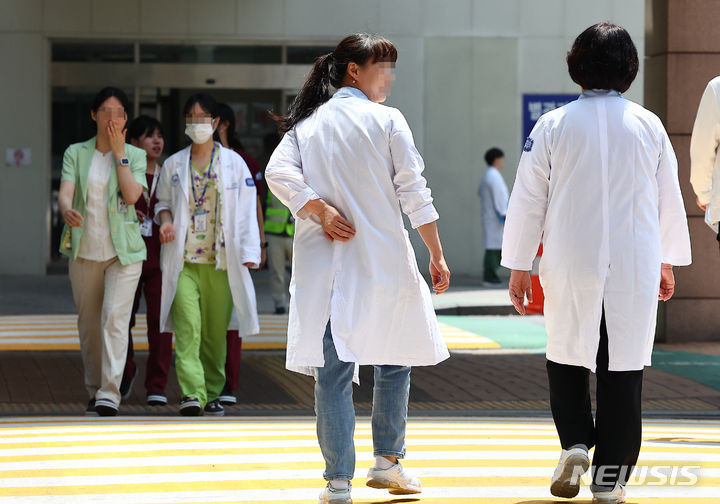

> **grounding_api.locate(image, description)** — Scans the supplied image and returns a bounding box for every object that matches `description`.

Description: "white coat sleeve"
[490,171,510,218]
[690,80,720,206]
[501,120,551,271]
[153,157,174,224]
[389,109,439,228]
[265,129,320,220]
[657,127,692,266]
[235,158,262,266]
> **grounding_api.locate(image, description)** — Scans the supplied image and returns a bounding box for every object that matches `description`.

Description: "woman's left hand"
[509,269,533,315]
[108,120,127,160]
[659,264,675,301]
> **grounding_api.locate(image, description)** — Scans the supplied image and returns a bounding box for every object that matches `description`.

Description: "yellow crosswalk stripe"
[0,417,718,502]
[0,315,500,351]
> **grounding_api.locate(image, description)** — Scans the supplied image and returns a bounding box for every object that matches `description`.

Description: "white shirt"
[265,87,450,379]
[78,150,117,261]
[478,166,509,250]
[502,90,691,372]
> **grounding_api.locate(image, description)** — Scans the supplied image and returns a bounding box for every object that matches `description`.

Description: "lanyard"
[189,146,216,208]
[143,166,161,208]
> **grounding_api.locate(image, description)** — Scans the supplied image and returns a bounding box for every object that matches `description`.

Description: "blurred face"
[185,102,219,127]
[495,156,504,170]
[352,60,395,103]
[132,128,164,161]
[91,97,127,133]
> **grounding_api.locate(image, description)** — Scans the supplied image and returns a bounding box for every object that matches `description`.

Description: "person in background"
[266,33,450,504]
[214,103,267,406]
[478,147,508,285]
[57,86,147,417]
[120,115,174,406]
[264,184,294,315]
[155,93,261,417]
[690,75,720,238]
[502,24,690,504]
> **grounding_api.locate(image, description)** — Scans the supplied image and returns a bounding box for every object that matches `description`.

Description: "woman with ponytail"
[266,34,451,503]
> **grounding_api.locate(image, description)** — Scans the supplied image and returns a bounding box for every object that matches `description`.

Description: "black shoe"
[85,399,98,417]
[147,393,168,406]
[203,399,225,417]
[179,397,202,416]
[95,398,119,417]
[274,306,286,315]
[120,367,138,400]
[218,384,237,406]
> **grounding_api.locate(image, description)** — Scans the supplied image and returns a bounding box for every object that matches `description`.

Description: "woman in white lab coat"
[502,24,691,504]
[265,34,450,503]
[155,94,261,417]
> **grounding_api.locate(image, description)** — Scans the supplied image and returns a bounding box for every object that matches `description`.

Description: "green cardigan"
[58,137,148,265]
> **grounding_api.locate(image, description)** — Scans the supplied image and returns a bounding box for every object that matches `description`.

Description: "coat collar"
[579,89,622,99]
[333,86,370,101]
[177,141,225,199]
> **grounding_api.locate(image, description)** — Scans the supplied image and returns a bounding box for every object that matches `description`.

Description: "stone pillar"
[646,0,720,342]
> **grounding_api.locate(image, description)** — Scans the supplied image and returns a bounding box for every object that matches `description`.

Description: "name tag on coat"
[226,181,239,190]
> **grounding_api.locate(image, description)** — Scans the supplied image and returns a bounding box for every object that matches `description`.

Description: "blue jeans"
[315,323,411,481]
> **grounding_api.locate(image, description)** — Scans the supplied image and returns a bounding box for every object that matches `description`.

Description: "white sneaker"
[366,462,421,495]
[592,482,627,503]
[318,482,351,504]
[550,447,590,498]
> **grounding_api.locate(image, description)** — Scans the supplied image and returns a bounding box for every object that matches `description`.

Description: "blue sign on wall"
[522,94,578,142]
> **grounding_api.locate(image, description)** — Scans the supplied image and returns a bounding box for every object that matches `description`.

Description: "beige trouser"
[69,257,142,405]
[266,233,293,310]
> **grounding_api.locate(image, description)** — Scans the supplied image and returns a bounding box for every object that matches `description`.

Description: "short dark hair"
[91,87,129,113]
[184,93,217,117]
[126,115,164,142]
[566,23,638,93]
[485,147,504,166]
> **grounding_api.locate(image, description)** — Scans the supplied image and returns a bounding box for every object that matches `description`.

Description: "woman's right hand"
[430,255,450,294]
[62,209,84,227]
[319,203,355,242]
[159,222,175,243]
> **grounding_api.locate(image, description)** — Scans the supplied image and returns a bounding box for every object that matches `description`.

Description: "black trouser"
[546,311,644,487]
[483,249,502,283]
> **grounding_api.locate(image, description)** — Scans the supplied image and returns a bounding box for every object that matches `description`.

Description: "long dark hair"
[214,103,244,151]
[274,33,397,133]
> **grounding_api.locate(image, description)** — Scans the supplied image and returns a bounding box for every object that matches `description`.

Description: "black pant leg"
[592,311,644,487]
[546,359,596,450]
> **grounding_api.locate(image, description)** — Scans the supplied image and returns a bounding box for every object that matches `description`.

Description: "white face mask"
[185,123,215,144]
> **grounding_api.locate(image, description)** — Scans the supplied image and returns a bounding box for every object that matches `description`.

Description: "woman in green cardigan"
[57,87,147,417]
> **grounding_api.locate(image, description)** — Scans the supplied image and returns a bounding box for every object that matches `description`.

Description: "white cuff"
[408,204,439,229]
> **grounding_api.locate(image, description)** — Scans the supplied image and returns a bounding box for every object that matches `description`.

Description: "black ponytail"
[273,34,397,133]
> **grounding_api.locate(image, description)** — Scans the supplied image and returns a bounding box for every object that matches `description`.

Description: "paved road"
[0,416,718,503]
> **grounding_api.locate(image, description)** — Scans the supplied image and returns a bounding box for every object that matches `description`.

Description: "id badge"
[140,218,152,237]
[194,210,208,232]
[117,197,128,213]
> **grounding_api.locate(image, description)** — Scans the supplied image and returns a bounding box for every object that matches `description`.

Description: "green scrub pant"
[171,262,233,407]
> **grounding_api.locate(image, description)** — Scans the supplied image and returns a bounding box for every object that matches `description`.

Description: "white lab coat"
[478,166,509,250]
[690,76,720,231]
[155,142,261,337]
[265,86,450,378]
[501,90,691,372]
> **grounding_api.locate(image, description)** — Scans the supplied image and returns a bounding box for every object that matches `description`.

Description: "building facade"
[0,0,644,278]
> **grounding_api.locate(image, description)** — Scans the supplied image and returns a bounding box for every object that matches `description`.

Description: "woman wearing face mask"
[155,93,261,416]
[57,86,147,417]
[266,34,451,503]
[120,115,174,407]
